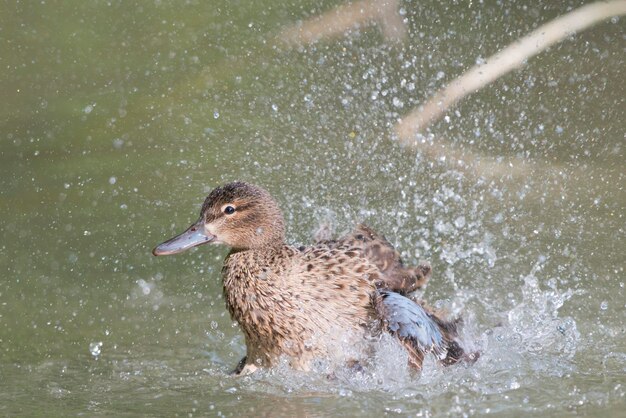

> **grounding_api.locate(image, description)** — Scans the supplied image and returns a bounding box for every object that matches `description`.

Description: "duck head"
[152,182,285,255]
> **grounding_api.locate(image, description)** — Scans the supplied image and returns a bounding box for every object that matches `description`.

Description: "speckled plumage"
[153,181,476,374]
[315,223,432,294]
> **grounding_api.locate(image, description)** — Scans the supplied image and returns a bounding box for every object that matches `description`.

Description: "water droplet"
[137,279,152,295]
[112,138,124,149]
[89,341,103,358]
[339,388,353,397]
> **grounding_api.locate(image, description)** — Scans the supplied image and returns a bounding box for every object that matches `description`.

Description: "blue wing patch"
[376,291,446,358]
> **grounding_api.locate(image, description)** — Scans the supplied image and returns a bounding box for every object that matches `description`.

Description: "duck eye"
[224,205,236,215]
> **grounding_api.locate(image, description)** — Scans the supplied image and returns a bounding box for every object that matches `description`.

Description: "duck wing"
[316,224,431,294]
[373,290,473,369]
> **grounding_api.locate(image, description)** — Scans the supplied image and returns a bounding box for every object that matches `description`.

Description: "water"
[1,1,625,416]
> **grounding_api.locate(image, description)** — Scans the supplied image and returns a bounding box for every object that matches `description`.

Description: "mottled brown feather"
[316,224,431,294]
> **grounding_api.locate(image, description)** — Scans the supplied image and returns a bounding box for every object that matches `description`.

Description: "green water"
[1,1,624,416]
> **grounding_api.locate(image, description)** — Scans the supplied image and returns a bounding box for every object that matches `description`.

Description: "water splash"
[506,272,581,360]
[225,262,584,403]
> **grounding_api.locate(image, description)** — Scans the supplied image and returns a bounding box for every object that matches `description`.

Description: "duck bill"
[152,218,215,256]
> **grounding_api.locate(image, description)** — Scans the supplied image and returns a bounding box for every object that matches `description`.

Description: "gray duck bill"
[152,218,215,256]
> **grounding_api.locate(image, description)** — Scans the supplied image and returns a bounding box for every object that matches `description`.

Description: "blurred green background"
[1,1,624,416]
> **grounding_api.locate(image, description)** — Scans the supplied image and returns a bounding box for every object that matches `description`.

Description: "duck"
[153,181,476,374]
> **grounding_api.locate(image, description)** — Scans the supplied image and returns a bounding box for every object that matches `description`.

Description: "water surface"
[1,1,624,416]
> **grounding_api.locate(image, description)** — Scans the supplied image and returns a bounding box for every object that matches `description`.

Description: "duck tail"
[430,315,480,366]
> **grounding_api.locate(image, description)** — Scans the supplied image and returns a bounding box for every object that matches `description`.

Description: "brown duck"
[153,181,475,374]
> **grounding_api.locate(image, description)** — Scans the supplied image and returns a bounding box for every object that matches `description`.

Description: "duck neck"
[227,242,283,257]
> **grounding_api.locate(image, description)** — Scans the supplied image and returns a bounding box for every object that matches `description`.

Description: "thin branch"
[278,0,407,46]
[395,1,626,140]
